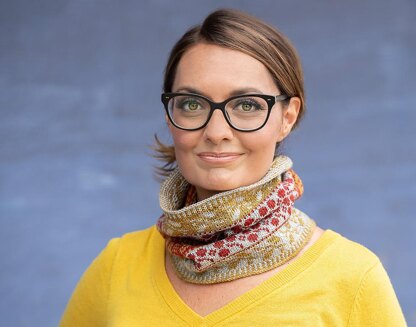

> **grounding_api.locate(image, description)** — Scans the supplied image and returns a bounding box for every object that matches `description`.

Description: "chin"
[199,169,254,191]
[184,168,233,191]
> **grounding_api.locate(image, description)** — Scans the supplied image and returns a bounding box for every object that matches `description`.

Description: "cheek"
[172,132,195,150]
[242,124,281,153]
[238,117,283,169]
[170,129,200,161]
[244,135,278,161]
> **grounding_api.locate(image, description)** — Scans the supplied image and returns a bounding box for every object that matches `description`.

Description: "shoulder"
[313,229,382,285]
[331,230,374,253]
[118,224,162,245]
[313,230,406,325]
[84,225,163,274]
[92,225,165,283]
[326,232,408,325]
[107,224,164,259]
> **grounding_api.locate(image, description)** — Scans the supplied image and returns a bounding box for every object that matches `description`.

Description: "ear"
[279,96,301,140]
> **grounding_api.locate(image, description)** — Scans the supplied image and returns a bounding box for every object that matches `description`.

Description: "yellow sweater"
[60,226,406,326]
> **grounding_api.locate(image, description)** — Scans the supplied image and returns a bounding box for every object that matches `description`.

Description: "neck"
[195,187,221,201]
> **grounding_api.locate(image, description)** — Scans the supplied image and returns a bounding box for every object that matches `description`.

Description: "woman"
[60,9,406,326]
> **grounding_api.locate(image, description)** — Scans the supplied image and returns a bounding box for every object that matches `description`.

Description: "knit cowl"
[157,155,315,284]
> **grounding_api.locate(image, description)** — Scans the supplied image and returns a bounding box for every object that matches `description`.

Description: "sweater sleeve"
[59,238,120,327]
[347,260,407,327]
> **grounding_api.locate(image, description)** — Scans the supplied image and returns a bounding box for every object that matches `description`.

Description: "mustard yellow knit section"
[60,226,407,327]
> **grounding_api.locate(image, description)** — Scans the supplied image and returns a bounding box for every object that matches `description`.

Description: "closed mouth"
[197,152,243,163]
[197,152,242,157]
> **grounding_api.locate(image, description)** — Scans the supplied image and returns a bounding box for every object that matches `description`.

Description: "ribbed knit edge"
[152,227,340,326]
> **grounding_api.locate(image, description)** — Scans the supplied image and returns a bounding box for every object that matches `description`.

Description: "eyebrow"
[174,86,265,99]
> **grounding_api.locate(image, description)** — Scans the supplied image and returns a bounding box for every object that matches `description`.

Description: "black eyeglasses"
[161,92,289,132]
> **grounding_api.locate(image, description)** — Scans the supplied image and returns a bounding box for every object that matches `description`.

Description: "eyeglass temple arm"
[275,94,289,102]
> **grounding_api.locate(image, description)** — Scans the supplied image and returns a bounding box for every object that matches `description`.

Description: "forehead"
[173,43,278,97]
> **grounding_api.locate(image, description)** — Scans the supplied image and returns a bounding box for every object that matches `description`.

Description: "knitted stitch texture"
[157,156,315,284]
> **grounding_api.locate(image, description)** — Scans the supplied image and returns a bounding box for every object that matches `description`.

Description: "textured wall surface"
[1,1,415,326]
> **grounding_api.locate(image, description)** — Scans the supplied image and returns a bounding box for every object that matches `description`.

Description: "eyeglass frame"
[161,92,290,132]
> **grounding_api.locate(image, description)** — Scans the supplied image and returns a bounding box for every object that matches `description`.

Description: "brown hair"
[154,8,305,176]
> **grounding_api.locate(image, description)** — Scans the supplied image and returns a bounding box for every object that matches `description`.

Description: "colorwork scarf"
[157,156,315,284]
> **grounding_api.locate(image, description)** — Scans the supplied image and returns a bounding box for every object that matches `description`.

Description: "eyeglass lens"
[167,95,269,130]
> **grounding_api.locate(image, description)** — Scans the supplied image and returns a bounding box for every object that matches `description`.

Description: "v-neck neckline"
[151,228,338,326]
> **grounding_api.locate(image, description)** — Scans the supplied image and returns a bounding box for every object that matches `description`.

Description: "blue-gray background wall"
[1,1,415,326]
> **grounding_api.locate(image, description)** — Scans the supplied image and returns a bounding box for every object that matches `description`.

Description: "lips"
[198,152,241,158]
[197,152,243,164]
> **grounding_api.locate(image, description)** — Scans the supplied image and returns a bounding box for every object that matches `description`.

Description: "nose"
[202,109,234,145]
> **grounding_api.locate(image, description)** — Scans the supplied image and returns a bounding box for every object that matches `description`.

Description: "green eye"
[188,101,199,111]
[242,103,253,111]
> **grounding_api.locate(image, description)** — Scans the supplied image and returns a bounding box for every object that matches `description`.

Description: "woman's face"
[169,43,300,200]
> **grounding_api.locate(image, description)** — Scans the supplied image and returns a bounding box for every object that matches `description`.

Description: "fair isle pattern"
[157,156,315,284]
[158,156,292,239]
[167,169,301,271]
[172,209,315,283]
